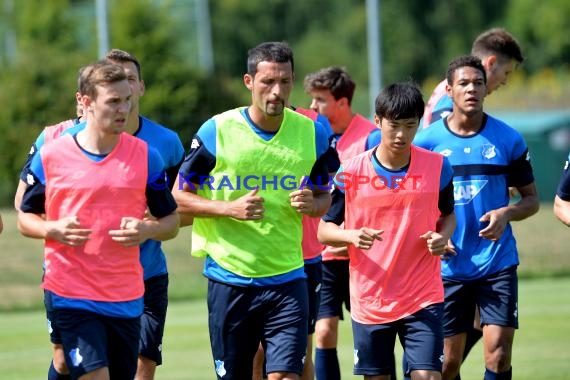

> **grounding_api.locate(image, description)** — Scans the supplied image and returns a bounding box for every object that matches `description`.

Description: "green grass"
[0,277,569,379]
[0,209,207,310]
[1,203,569,311]
[1,205,570,378]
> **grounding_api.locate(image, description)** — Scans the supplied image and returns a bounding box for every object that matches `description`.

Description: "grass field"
[1,205,570,378]
[1,203,570,311]
[0,277,569,379]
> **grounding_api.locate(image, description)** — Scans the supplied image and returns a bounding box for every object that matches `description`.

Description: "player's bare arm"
[14,180,27,211]
[318,219,383,250]
[422,212,456,256]
[173,175,265,222]
[109,212,179,247]
[479,182,539,240]
[554,195,570,226]
[289,187,331,217]
[17,213,91,246]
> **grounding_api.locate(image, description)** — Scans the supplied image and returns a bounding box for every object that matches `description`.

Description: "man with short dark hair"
[174,41,333,380]
[414,55,539,380]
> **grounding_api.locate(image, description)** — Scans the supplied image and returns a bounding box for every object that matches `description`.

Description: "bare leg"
[52,344,70,376]
[135,355,157,380]
[442,333,466,380]
[253,343,266,380]
[482,324,514,373]
[301,334,315,380]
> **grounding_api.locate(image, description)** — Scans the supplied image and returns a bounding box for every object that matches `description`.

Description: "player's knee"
[315,323,337,347]
[442,356,461,379]
[485,348,511,372]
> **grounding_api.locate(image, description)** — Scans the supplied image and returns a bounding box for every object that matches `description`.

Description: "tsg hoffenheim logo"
[69,348,83,367]
[215,360,226,377]
[481,144,496,159]
[453,180,488,205]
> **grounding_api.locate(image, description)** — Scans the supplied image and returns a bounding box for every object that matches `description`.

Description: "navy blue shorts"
[443,266,519,336]
[207,278,308,379]
[45,293,140,380]
[140,273,169,365]
[317,259,350,320]
[352,303,444,376]
[304,260,322,334]
[44,290,62,344]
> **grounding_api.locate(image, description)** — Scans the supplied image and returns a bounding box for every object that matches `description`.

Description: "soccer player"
[414,55,539,380]
[16,50,185,380]
[415,27,525,380]
[18,61,179,380]
[303,66,380,380]
[554,153,570,225]
[173,41,333,380]
[105,48,185,380]
[318,81,456,380]
[422,27,524,129]
[0,212,3,234]
[252,105,337,380]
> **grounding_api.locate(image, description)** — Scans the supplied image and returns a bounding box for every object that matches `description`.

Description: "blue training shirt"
[556,152,570,200]
[413,113,535,281]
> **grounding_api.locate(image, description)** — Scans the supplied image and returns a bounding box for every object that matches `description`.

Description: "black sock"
[484,367,512,380]
[48,360,71,380]
[315,348,340,380]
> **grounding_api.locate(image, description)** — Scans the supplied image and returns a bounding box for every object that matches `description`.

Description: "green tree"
[0,0,84,206]
[505,0,570,73]
[108,0,244,145]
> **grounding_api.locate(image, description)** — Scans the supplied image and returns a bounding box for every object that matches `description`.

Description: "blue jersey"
[131,116,185,279]
[179,107,334,286]
[556,152,570,200]
[429,95,453,126]
[413,114,535,281]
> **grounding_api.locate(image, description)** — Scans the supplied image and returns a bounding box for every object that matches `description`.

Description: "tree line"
[0,0,568,205]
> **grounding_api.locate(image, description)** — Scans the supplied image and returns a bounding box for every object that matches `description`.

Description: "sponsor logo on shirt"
[453,180,488,205]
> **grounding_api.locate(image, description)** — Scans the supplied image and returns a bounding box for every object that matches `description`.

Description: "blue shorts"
[352,303,444,376]
[443,266,519,336]
[317,259,350,320]
[207,278,308,379]
[45,292,140,379]
[44,290,61,345]
[140,273,169,365]
[304,260,322,334]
